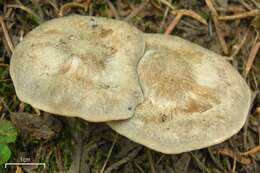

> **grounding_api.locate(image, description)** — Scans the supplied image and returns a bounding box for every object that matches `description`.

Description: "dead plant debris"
[0,0,259,172]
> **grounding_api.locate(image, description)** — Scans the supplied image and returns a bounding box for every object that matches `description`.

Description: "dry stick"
[47,0,59,13]
[205,0,218,15]
[0,63,9,67]
[159,2,170,32]
[104,147,142,173]
[190,152,211,173]
[252,0,260,9]
[164,13,182,34]
[218,148,251,165]
[0,79,12,82]
[241,145,260,156]
[166,166,175,173]
[208,148,226,171]
[59,2,89,16]
[165,9,208,34]
[258,119,260,144]
[124,1,148,21]
[155,154,165,166]
[55,145,64,171]
[243,117,250,149]
[218,9,260,21]
[100,134,118,173]
[231,158,237,173]
[158,0,175,10]
[106,0,120,19]
[250,72,258,91]
[240,0,253,11]
[0,16,14,54]
[67,125,83,173]
[231,29,250,58]
[216,6,245,13]
[171,10,208,25]
[134,162,145,173]
[205,0,228,54]
[7,4,43,24]
[245,41,260,75]
[147,149,156,173]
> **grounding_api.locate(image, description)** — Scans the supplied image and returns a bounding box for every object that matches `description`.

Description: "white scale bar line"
[5,163,46,168]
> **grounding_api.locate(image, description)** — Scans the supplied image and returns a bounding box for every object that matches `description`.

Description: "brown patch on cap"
[100,28,114,38]
[140,50,220,116]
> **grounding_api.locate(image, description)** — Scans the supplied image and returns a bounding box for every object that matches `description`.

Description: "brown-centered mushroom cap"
[10,15,145,122]
[108,34,251,154]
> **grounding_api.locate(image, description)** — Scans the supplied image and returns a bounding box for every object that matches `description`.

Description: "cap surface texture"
[10,15,145,122]
[108,34,251,154]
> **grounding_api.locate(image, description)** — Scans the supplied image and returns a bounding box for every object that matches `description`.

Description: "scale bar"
[5,163,45,168]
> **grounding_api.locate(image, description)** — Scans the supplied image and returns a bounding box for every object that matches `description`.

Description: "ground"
[0,0,260,173]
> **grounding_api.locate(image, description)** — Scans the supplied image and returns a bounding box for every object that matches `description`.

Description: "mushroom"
[108,34,251,154]
[10,15,145,122]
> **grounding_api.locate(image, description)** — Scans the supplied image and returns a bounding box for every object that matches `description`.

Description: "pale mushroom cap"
[10,15,145,122]
[108,34,251,154]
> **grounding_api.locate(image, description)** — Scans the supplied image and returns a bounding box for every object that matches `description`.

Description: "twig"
[67,120,85,173]
[0,16,14,54]
[0,79,12,82]
[159,1,170,32]
[190,152,211,173]
[231,29,250,58]
[47,0,59,13]
[134,162,145,173]
[155,154,165,166]
[245,41,260,75]
[252,0,260,9]
[147,149,156,173]
[216,6,245,13]
[55,145,64,171]
[218,148,251,165]
[7,4,43,24]
[205,0,218,15]
[59,2,89,16]
[158,0,175,10]
[241,145,260,156]
[104,147,142,173]
[166,166,175,173]
[218,9,260,21]
[205,0,228,54]
[124,1,148,21]
[243,118,249,150]
[208,148,226,171]
[252,72,259,91]
[212,18,226,55]
[231,158,237,173]
[164,13,182,34]
[240,0,253,11]
[106,0,120,19]
[100,134,118,173]
[171,10,208,25]
[0,63,9,67]
[165,9,208,34]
